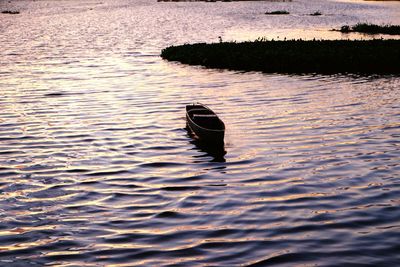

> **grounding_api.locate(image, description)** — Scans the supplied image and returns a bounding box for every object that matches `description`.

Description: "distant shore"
[161,39,400,74]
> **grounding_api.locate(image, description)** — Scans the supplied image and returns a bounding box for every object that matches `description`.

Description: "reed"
[161,39,400,74]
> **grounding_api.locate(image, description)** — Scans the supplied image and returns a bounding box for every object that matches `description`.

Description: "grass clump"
[339,23,400,35]
[161,39,400,74]
[265,10,289,15]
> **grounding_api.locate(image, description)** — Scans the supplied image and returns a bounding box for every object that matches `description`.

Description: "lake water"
[1,0,400,266]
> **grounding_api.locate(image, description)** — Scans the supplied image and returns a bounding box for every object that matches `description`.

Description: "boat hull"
[186,104,225,144]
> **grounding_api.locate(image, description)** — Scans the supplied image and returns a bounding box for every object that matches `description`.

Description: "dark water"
[1,0,400,266]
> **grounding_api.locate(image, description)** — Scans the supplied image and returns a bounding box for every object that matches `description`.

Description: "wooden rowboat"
[186,103,225,144]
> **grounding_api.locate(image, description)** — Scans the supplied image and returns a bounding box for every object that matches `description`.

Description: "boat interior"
[187,106,224,130]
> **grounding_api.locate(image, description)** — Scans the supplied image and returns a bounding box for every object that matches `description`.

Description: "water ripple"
[1,0,400,266]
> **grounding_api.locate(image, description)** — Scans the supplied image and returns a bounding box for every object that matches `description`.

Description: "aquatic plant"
[1,10,20,14]
[309,11,322,16]
[265,10,290,15]
[340,25,351,33]
[161,39,400,74]
[338,23,400,35]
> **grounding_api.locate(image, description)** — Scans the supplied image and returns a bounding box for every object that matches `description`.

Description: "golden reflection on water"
[0,0,399,266]
[226,28,400,42]
[250,192,329,203]
[0,225,56,237]
[236,177,304,187]
[0,236,65,253]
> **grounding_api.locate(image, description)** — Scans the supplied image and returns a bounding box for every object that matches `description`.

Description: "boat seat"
[189,108,208,113]
[193,114,217,118]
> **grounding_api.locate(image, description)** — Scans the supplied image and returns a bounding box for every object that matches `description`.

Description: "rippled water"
[1,0,400,266]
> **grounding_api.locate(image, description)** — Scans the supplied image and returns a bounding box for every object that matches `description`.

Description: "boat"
[186,103,225,144]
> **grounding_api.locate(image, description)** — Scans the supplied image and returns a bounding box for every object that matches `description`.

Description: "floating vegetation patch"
[161,39,400,74]
[309,11,322,16]
[265,10,290,15]
[337,23,400,35]
[1,10,20,14]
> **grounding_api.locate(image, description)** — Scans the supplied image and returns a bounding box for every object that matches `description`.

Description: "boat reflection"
[186,127,226,162]
[190,139,226,162]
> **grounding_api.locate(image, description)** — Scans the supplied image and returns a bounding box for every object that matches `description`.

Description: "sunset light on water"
[1,0,400,266]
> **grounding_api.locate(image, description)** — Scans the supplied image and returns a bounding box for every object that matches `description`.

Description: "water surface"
[1,0,400,266]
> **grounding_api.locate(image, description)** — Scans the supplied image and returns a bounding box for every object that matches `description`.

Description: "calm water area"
[1,0,400,266]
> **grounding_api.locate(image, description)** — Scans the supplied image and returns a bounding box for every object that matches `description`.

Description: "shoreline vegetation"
[161,39,400,74]
[336,23,400,35]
